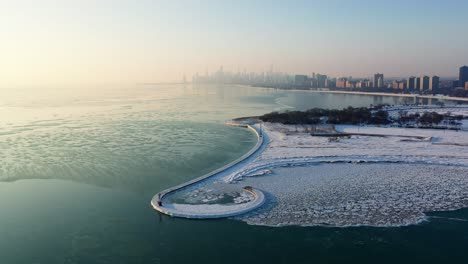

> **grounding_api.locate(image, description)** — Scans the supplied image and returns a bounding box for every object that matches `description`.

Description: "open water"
[1,84,467,263]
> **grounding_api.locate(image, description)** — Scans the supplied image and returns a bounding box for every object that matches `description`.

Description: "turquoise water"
[1,84,467,263]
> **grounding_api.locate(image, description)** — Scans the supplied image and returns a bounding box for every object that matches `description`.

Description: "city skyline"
[1,0,467,86]
[194,65,464,79]
[192,65,466,81]
[193,65,468,95]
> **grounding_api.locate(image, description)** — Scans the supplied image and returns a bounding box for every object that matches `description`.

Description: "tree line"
[259,106,454,126]
[259,107,389,125]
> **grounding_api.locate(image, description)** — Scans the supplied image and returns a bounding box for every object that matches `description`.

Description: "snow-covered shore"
[224,123,468,183]
[222,116,468,227]
[153,106,468,226]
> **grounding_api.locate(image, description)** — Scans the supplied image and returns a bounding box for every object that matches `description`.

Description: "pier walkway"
[151,122,268,219]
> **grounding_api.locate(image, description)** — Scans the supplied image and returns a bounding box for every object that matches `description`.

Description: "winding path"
[151,122,269,219]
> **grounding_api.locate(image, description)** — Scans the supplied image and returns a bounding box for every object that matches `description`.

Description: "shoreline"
[232,122,468,227]
[291,89,468,102]
[152,104,468,226]
[256,86,468,102]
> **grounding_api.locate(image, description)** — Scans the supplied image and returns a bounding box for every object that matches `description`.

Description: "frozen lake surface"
[221,119,468,227]
[236,163,468,227]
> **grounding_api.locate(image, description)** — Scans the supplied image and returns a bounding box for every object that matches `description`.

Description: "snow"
[152,186,266,219]
[383,105,468,118]
[224,123,468,183]
[155,107,468,226]
[221,109,468,227]
[164,200,256,215]
[236,163,468,227]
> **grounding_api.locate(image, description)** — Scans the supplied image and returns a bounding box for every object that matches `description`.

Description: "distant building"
[374,73,384,88]
[346,81,355,89]
[316,74,327,88]
[326,79,336,88]
[336,78,347,88]
[399,82,406,90]
[429,76,440,92]
[465,81,468,91]
[415,77,421,91]
[407,76,416,90]
[294,75,309,87]
[393,80,406,90]
[310,78,318,88]
[460,66,468,88]
[419,76,430,91]
[356,80,368,89]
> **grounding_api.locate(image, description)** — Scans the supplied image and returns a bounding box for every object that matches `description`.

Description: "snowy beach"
[223,112,468,226]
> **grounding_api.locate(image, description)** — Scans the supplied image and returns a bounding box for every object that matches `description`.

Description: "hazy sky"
[1,0,467,85]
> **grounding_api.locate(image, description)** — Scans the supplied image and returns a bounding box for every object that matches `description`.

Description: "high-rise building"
[419,76,430,91]
[415,78,421,91]
[459,66,468,88]
[346,81,355,89]
[374,73,384,88]
[429,76,440,92]
[407,76,416,90]
[393,80,406,90]
[465,81,468,91]
[399,82,406,90]
[310,78,318,88]
[336,78,347,89]
[378,78,384,88]
[356,80,368,89]
[326,79,336,88]
[316,74,327,88]
[294,75,309,87]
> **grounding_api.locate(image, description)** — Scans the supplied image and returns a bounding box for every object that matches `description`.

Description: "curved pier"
[152,186,266,219]
[151,122,268,219]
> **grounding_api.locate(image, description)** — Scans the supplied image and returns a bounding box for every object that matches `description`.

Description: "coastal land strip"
[152,106,468,227]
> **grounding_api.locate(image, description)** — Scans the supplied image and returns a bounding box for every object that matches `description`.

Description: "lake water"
[1,84,467,263]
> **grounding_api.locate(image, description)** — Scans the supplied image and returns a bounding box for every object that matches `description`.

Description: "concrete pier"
[151,122,268,219]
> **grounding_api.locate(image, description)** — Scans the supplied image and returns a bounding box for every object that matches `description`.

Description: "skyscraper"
[459,66,468,88]
[336,78,347,88]
[356,79,368,89]
[415,78,421,91]
[407,76,416,90]
[419,76,430,91]
[429,76,439,92]
[316,74,327,88]
[294,75,309,87]
[374,73,384,88]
